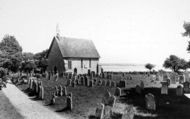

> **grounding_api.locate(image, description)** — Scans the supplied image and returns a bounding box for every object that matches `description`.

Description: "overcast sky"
[0,0,190,66]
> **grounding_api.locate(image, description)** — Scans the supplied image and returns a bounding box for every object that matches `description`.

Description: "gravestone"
[111,81,115,87]
[88,80,93,87]
[63,86,67,96]
[183,82,190,93]
[140,80,144,90]
[179,75,185,84]
[108,95,116,107]
[98,80,102,86]
[30,79,33,90]
[161,82,168,95]
[58,85,63,96]
[170,72,178,84]
[106,80,111,87]
[176,85,183,96]
[66,95,73,110]
[95,103,105,119]
[135,85,141,94]
[85,76,88,86]
[121,106,135,119]
[55,86,59,96]
[50,92,57,105]
[102,80,106,86]
[118,80,126,88]
[102,90,111,105]
[145,93,156,111]
[39,85,44,100]
[114,87,121,97]
[184,72,190,82]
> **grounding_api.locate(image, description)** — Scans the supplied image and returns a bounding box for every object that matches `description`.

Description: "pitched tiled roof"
[55,36,100,59]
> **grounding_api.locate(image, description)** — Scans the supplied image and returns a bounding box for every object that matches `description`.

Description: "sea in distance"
[100,63,163,72]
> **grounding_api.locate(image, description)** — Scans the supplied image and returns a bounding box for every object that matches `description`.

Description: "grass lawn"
[0,90,24,119]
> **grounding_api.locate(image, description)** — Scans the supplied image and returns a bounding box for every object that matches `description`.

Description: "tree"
[183,22,190,52]
[145,63,155,71]
[0,35,22,72]
[22,52,34,61]
[34,49,48,60]
[163,55,188,72]
[34,49,48,73]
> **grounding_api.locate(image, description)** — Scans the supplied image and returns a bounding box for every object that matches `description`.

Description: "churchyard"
[16,71,190,119]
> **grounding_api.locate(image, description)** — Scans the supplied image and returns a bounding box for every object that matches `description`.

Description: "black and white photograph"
[0,0,190,119]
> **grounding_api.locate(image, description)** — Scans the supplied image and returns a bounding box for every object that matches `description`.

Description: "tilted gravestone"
[95,103,105,119]
[176,85,183,96]
[145,93,156,111]
[102,90,111,105]
[161,82,168,95]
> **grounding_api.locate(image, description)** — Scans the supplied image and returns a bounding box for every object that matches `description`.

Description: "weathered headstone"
[50,92,57,105]
[58,85,63,96]
[108,95,116,107]
[135,85,141,94]
[55,86,59,96]
[39,85,44,100]
[170,72,178,84]
[114,87,121,97]
[161,82,168,95]
[183,81,190,93]
[121,106,135,119]
[118,80,126,88]
[102,80,106,86]
[66,95,73,110]
[102,90,111,105]
[145,93,156,111]
[179,75,185,84]
[95,103,105,119]
[140,80,144,90]
[106,80,111,87]
[63,86,67,96]
[176,85,183,96]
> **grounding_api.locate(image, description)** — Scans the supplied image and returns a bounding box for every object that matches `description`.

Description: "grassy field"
[0,90,24,119]
[17,73,190,119]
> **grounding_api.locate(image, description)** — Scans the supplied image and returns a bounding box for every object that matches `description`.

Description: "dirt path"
[3,83,68,119]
